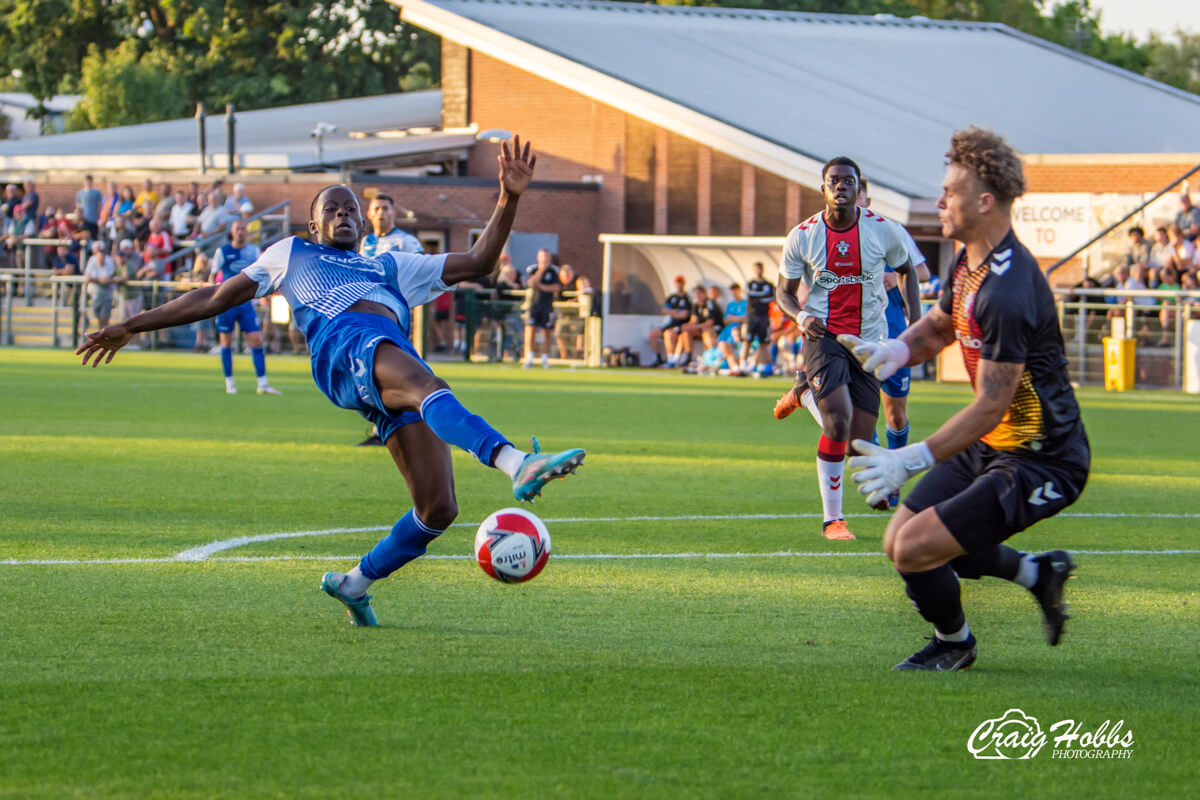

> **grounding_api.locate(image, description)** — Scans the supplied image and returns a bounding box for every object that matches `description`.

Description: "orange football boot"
[822,519,857,541]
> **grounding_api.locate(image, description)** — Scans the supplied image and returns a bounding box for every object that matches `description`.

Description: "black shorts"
[904,435,1090,552]
[743,313,770,344]
[801,334,880,416]
[660,318,686,332]
[528,304,555,329]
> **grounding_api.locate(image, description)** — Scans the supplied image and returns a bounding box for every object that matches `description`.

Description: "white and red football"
[474,507,552,583]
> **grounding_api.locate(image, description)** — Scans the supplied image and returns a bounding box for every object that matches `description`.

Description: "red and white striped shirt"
[779,208,908,341]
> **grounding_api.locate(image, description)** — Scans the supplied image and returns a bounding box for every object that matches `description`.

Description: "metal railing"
[420,287,600,365]
[1052,287,1200,388]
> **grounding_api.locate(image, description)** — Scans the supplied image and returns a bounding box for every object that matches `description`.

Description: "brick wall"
[1024,158,1199,194]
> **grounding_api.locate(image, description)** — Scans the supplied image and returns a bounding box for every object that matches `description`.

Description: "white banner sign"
[1010,193,1092,257]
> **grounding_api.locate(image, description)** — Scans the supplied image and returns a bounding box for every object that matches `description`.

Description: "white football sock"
[339,566,374,599]
[1015,554,1039,589]
[816,457,845,523]
[936,621,971,643]
[800,388,823,427]
[256,375,269,390]
[493,444,526,478]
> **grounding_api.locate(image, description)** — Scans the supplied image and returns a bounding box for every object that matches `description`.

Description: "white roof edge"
[397,0,920,221]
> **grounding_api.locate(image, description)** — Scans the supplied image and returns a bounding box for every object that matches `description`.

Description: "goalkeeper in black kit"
[840,127,1089,671]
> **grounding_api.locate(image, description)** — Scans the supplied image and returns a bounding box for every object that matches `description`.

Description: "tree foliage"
[0,0,439,130]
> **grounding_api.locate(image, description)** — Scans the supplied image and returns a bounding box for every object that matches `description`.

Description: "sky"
[1087,0,1196,41]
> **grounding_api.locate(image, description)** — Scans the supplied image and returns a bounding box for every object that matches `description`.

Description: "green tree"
[0,0,439,130]
[1144,31,1200,95]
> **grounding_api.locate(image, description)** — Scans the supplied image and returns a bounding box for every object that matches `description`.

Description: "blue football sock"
[872,430,880,446]
[219,346,233,379]
[251,346,266,378]
[420,388,510,467]
[359,509,444,580]
[887,423,910,450]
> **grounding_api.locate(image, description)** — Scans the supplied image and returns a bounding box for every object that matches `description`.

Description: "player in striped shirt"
[775,157,921,542]
[77,137,585,627]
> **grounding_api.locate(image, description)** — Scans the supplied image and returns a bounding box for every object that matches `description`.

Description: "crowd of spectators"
[1068,193,1200,345]
[0,175,264,338]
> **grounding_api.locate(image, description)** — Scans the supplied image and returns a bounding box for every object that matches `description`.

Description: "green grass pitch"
[1,348,1197,797]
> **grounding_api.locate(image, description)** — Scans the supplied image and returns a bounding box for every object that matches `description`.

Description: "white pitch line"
[170,511,1200,562]
[3,548,1200,567]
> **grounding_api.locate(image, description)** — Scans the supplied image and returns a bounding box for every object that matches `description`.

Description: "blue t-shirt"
[212,242,262,283]
[359,227,424,258]
[76,188,102,223]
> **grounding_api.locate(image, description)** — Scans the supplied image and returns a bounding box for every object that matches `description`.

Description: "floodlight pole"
[225,103,236,174]
[196,102,207,175]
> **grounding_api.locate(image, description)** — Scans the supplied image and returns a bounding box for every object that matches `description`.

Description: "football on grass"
[474,507,552,583]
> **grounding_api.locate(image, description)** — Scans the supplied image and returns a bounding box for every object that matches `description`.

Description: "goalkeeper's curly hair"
[946,127,1026,206]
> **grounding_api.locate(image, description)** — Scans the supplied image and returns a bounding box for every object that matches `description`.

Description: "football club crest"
[811,374,823,391]
[835,240,851,256]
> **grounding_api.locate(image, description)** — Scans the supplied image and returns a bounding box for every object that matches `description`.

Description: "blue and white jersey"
[212,242,261,283]
[242,236,448,342]
[359,227,423,258]
[884,223,926,338]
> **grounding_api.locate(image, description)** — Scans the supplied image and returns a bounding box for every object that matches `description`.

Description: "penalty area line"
[2,548,1200,567]
[169,511,1200,562]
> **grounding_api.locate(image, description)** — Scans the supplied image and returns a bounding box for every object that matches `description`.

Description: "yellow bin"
[1103,337,1136,391]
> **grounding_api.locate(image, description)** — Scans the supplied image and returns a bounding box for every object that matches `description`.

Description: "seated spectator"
[1108,264,1157,335]
[116,185,136,217]
[154,183,174,218]
[3,208,32,270]
[83,241,116,329]
[676,284,722,369]
[1148,226,1173,270]
[1155,265,1182,346]
[167,189,195,239]
[143,216,174,279]
[192,191,231,247]
[1181,272,1199,312]
[1175,192,1200,242]
[1126,226,1151,268]
[224,183,251,215]
[1168,225,1196,267]
[649,274,691,367]
[240,202,261,244]
[133,201,157,247]
[494,260,525,361]
[717,283,747,375]
[50,244,80,306]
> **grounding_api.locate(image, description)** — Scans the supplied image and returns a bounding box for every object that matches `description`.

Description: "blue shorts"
[310,313,429,444]
[216,301,261,335]
[717,323,740,344]
[882,368,911,398]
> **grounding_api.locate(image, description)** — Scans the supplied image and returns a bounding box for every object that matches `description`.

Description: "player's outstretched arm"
[441,136,536,286]
[76,273,258,367]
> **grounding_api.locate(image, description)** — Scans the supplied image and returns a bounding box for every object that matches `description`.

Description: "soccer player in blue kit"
[77,137,585,627]
[210,218,280,396]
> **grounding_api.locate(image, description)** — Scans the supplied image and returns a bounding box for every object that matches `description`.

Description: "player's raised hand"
[497,134,537,197]
[836,334,909,380]
[848,439,935,507]
[76,324,134,368]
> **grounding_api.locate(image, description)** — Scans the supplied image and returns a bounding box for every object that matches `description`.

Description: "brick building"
[3,0,1198,297]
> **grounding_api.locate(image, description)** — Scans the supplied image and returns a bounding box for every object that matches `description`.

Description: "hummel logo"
[990,249,1013,276]
[1028,481,1063,506]
[830,477,842,490]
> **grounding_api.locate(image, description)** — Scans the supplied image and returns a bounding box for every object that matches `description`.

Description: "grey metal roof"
[0,89,475,172]
[402,0,1200,199]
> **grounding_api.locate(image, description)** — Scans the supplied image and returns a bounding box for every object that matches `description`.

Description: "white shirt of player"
[359,227,424,258]
[780,208,909,342]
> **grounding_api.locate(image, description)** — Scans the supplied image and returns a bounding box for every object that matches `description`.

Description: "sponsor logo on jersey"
[956,330,983,350]
[319,253,385,275]
[814,270,876,291]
